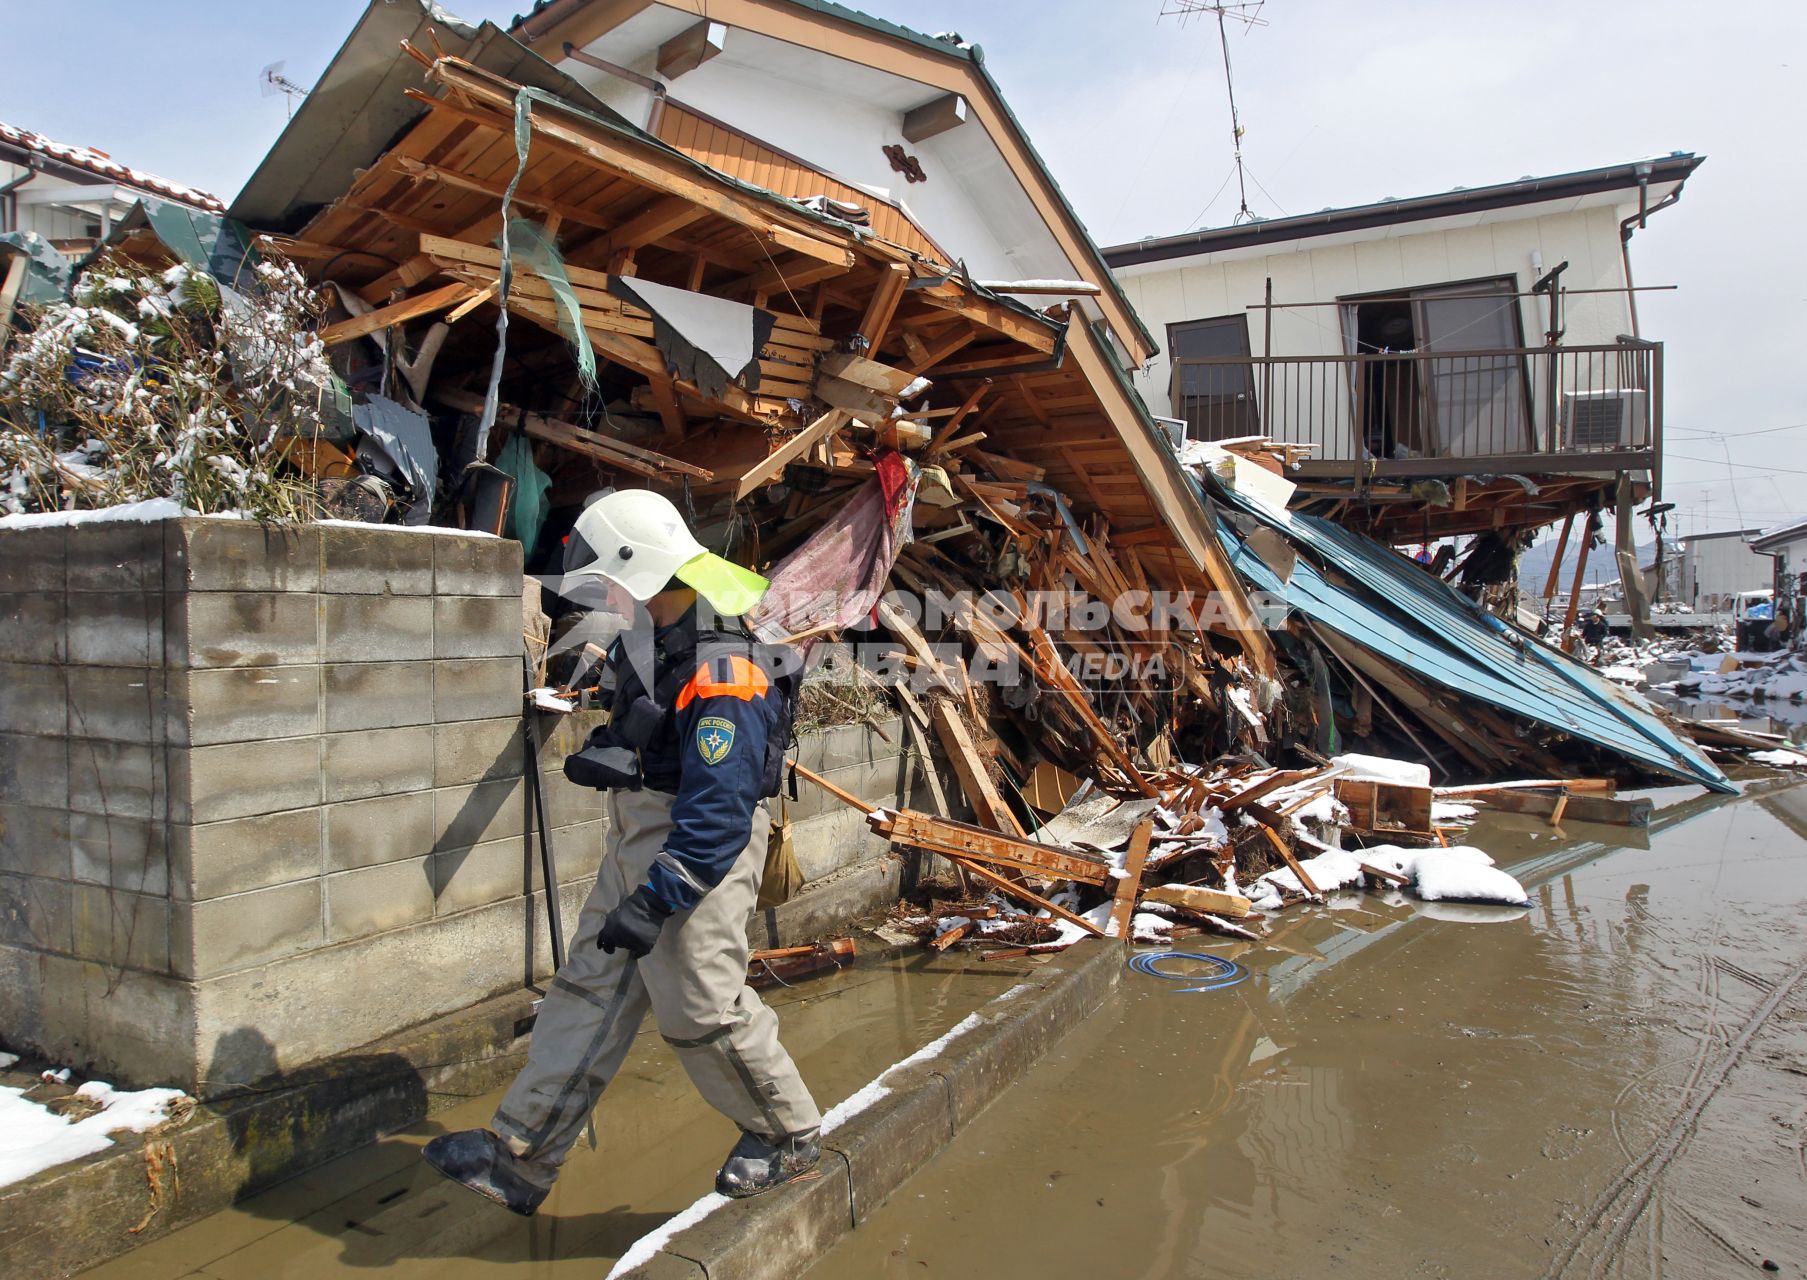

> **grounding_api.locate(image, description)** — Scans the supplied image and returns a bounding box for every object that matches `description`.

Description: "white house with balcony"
[1103,155,1701,543]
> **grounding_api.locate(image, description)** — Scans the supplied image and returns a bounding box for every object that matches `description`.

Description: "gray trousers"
[493,788,820,1183]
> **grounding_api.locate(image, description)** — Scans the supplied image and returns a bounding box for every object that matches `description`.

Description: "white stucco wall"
[1678,532,1774,610]
[1113,201,1640,449]
[561,20,1078,285]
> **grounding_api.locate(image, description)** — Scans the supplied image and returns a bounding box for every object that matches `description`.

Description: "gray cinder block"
[322,660,434,733]
[322,725,435,802]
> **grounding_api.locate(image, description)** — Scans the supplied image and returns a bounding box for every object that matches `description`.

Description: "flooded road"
[77,777,1807,1279]
[79,950,1034,1279]
[816,778,1807,1279]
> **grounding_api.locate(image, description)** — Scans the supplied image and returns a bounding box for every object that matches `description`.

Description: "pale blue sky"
[2,0,1800,534]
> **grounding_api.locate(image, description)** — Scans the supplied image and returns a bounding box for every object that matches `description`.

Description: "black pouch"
[564,726,642,791]
[613,694,666,750]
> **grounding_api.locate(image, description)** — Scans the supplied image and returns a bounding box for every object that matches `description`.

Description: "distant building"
[1103,155,1701,546]
[1673,528,1771,613]
[1,120,222,261]
[1751,519,1807,645]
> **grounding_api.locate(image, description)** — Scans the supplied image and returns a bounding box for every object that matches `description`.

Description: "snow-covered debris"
[529,687,576,713]
[1411,850,1530,907]
[1752,748,1807,767]
[0,1079,190,1188]
[1331,753,1432,787]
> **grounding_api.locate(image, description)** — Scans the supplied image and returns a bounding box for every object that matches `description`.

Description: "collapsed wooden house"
[202,2,1748,957]
[225,3,1283,819]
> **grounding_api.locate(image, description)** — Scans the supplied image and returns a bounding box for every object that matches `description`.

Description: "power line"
[1665,452,1807,477]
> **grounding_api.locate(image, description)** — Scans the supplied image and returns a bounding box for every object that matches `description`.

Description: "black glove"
[596,885,672,958]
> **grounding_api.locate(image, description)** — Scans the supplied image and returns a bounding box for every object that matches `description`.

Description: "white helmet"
[566,489,768,616]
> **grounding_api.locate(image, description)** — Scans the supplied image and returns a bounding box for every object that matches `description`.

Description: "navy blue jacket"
[612,614,782,914]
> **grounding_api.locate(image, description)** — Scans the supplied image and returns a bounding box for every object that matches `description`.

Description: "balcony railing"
[1169,340,1662,489]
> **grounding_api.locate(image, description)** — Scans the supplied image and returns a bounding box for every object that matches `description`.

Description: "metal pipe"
[1619,180,1684,341]
[559,42,669,135]
[0,169,34,235]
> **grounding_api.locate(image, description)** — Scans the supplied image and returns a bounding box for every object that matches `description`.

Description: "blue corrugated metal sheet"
[1212,484,1732,792]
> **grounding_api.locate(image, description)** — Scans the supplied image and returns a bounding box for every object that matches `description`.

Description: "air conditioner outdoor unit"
[1561,388,1648,450]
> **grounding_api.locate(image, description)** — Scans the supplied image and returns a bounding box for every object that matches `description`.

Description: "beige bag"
[757,794,805,910]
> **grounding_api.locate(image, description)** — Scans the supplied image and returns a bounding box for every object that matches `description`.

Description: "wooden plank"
[817,351,920,396]
[1106,820,1153,942]
[1219,769,1316,813]
[606,195,707,251]
[887,810,1111,886]
[1259,825,1321,897]
[1142,883,1253,919]
[943,854,1104,937]
[0,251,28,349]
[911,283,1059,353]
[733,409,850,499]
[858,261,910,350]
[318,281,478,345]
[431,388,711,480]
[424,61,857,256]
[929,700,1026,837]
[1474,788,1653,828]
[787,759,873,814]
[656,19,727,80]
[813,374,894,420]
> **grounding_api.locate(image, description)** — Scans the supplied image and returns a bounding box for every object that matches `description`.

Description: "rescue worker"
[423,489,821,1215]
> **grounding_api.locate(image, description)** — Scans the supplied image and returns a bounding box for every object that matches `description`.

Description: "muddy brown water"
[82,778,1807,1279]
[79,950,1033,1279]
[815,778,1807,1280]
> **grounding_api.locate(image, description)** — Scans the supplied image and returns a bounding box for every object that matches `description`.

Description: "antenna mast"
[1158,2,1268,224]
[260,62,309,118]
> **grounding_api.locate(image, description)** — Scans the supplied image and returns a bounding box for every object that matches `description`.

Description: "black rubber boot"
[714,1128,822,1198]
[422,1129,552,1216]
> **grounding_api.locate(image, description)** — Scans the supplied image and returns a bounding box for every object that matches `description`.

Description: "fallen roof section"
[1212,478,1733,793]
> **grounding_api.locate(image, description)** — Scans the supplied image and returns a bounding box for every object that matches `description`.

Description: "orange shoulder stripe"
[675,654,770,710]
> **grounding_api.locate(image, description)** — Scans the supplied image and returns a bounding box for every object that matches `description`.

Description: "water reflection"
[818,776,1807,1280]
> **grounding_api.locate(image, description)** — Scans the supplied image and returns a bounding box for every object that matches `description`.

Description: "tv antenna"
[260,62,309,117]
[1158,2,1268,224]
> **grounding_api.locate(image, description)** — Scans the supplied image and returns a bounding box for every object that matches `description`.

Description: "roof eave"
[1104,153,1706,270]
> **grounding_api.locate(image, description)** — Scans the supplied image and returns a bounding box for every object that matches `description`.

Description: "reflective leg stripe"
[519,964,640,1153]
[661,1024,733,1049]
[723,1038,787,1138]
[550,973,616,1009]
[664,1022,786,1137]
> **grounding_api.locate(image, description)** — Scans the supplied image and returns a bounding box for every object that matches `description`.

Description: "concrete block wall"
[0,518,939,1095]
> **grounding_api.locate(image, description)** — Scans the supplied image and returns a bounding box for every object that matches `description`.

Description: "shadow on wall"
[203,1026,430,1203]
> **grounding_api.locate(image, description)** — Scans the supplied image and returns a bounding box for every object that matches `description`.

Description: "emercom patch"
[696,715,736,765]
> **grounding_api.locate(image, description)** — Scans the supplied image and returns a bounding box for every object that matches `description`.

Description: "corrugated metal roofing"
[1212,482,1732,793]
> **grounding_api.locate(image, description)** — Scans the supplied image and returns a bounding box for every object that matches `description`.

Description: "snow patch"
[1412,850,1530,906]
[1752,748,1807,768]
[0,1080,188,1189]
[1330,753,1431,787]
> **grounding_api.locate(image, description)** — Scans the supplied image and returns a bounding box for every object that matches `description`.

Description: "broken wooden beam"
[1106,820,1153,942]
[1141,882,1253,920]
[885,809,1111,886]
[1471,788,1653,828]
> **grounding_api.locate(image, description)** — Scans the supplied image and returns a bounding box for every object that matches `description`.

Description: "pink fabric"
[748,461,917,649]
